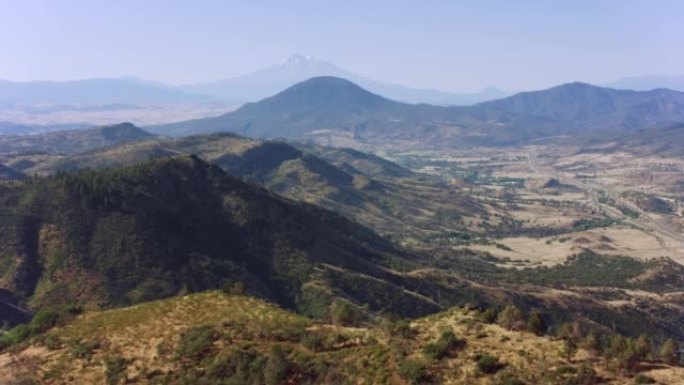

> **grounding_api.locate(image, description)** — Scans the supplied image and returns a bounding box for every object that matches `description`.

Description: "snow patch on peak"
[280,54,316,67]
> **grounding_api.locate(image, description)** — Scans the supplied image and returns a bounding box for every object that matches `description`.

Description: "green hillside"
[5,131,485,244]
[0,156,452,321]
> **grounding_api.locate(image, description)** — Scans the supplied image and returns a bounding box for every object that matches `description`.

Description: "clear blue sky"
[1,0,682,91]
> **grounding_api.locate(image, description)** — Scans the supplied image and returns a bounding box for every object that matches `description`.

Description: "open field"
[385,145,684,266]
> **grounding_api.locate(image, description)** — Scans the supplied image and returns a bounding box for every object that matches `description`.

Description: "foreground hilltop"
[1,291,682,384]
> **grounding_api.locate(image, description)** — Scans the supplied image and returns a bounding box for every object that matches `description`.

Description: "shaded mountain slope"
[481,82,684,133]
[581,122,684,157]
[0,163,23,179]
[149,76,567,147]
[0,155,446,320]
[11,133,484,242]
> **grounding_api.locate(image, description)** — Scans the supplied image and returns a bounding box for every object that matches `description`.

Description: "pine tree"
[660,338,679,365]
[581,331,601,356]
[526,310,545,336]
[497,305,525,330]
[561,338,578,362]
[634,334,652,361]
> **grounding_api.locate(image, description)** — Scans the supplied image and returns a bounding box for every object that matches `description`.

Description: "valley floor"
[384,145,684,266]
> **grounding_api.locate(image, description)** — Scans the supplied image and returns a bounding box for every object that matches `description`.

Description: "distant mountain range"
[0,55,509,107]
[150,77,684,148]
[480,82,684,133]
[0,77,210,105]
[1,56,682,111]
[581,122,684,158]
[605,74,684,92]
[182,54,510,105]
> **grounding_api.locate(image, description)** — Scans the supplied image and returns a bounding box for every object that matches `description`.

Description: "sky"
[0,0,682,92]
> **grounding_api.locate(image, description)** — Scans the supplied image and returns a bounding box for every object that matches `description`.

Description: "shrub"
[70,339,99,360]
[383,317,413,339]
[479,307,498,324]
[330,300,360,327]
[634,334,652,361]
[553,364,597,385]
[0,324,30,349]
[28,309,61,334]
[43,334,62,350]
[204,346,267,383]
[6,372,41,385]
[104,355,128,385]
[634,374,656,384]
[264,345,290,385]
[495,372,525,385]
[580,332,601,356]
[422,330,465,360]
[497,305,525,330]
[561,338,578,362]
[575,364,598,385]
[606,334,627,359]
[660,338,679,365]
[0,304,83,351]
[615,339,641,372]
[176,325,217,361]
[302,334,324,352]
[29,305,82,334]
[397,358,426,385]
[526,310,546,336]
[476,354,504,374]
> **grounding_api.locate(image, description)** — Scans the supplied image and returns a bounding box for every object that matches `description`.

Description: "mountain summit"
[150,76,446,139]
[182,55,509,105]
[278,53,327,68]
[481,81,684,131]
[152,77,684,147]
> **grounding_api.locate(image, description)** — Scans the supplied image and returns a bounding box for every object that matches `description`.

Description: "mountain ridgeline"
[0,153,683,343]
[0,155,446,321]
[149,77,684,148]
[2,129,483,246]
[0,122,155,155]
[181,53,510,105]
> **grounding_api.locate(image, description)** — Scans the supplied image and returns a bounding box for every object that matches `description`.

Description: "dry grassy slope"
[1,291,682,385]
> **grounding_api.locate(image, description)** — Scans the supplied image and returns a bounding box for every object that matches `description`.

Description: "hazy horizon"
[1,0,683,92]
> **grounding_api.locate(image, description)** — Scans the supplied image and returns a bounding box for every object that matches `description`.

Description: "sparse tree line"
[479,304,681,371]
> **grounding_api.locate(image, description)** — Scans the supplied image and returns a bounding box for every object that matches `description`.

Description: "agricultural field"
[385,145,684,267]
